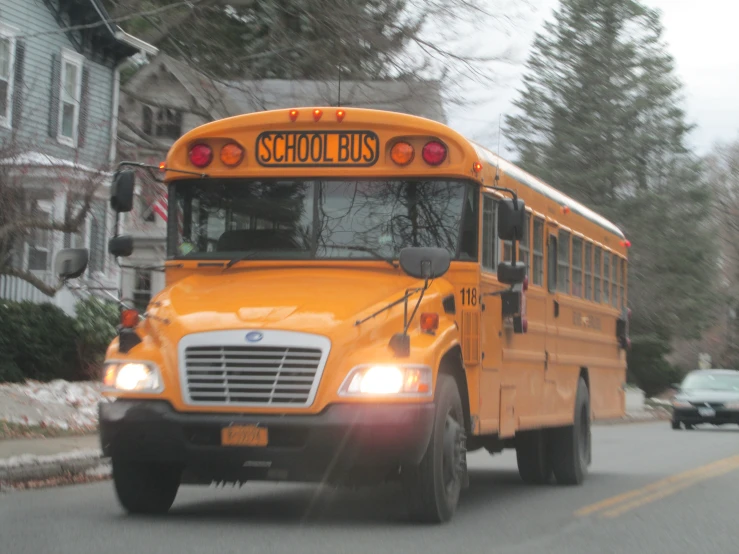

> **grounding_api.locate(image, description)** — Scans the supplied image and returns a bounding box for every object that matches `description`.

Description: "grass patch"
[0,421,97,441]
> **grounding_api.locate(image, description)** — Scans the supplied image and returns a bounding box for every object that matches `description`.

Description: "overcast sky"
[446,0,739,157]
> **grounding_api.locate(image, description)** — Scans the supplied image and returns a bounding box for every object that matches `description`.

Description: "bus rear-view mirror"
[55,248,89,281]
[498,198,526,241]
[109,235,134,258]
[497,262,526,285]
[399,247,451,280]
[110,170,135,213]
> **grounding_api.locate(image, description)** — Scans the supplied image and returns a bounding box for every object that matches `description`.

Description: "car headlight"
[672,399,692,408]
[103,362,162,392]
[339,365,432,397]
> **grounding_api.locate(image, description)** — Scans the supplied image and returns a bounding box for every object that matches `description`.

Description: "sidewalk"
[0,434,106,488]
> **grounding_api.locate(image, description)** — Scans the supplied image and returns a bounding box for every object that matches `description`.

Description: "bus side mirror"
[55,248,89,281]
[399,247,451,279]
[497,262,526,285]
[109,235,134,258]
[498,198,526,241]
[110,170,135,213]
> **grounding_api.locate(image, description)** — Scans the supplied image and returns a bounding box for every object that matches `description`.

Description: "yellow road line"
[575,454,739,518]
[601,460,739,518]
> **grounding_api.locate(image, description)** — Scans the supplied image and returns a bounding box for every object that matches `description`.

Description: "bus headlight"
[103,362,163,392]
[339,365,432,397]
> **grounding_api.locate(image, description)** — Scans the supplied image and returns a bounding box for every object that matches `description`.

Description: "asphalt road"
[2,421,739,554]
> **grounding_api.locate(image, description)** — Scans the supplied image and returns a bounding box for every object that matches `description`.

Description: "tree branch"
[2,266,63,297]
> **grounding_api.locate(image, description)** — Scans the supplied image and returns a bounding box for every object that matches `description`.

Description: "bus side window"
[584,242,593,300]
[519,212,531,278]
[603,251,611,305]
[481,195,496,271]
[612,255,619,308]
[557,230,570,294]
[547,235,557,293]
[621,258,627,309]
[533,217,545,286]
[594,247,602,303]
[572,236,583,298]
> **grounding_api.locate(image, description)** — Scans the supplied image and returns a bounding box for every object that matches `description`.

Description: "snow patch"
[0,448,102,469]
[0,380,112,431]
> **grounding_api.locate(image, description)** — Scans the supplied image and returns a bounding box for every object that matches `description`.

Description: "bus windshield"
[169,179,478,261]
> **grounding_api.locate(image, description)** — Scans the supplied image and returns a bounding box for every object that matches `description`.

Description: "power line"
[14,0,199,41]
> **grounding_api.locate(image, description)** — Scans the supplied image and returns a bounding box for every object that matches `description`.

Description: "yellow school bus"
[85,107,630,522]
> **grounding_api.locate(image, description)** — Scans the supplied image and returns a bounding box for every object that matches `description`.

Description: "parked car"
[671,369,739,430]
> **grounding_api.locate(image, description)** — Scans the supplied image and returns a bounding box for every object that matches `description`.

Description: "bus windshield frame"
[166,178,479,263]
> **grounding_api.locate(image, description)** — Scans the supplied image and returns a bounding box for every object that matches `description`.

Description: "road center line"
[575,454,739,518]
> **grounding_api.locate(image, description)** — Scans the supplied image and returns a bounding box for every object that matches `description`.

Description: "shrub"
[627,332,683,397]
[0,301,79,381]
[0,298,118,383]
[73,297,119,378]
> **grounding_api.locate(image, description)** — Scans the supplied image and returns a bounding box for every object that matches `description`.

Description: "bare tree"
[706,136,739,367]
[0,138,107,296]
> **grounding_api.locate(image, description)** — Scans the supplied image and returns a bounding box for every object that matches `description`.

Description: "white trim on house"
[0,21,18,129]
[57,48,85,148]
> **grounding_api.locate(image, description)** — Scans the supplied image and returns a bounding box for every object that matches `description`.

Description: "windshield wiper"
[223,251,260,270]
[342,246,398,268]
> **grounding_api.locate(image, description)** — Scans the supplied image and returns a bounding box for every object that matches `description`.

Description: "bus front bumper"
[99,400,435,484]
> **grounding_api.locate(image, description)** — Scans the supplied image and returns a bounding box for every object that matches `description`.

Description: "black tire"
[685,423,695,430]
[113,459,181,515]
[515,430,552,484]
[671,420,681,430]
[402,374,466,523]
[550,377,590,485]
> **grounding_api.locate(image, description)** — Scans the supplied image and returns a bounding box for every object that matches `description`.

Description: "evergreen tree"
[504,0,719,387]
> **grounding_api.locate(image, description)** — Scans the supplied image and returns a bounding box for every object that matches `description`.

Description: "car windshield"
[168,179,478,261]
[681,372,739,392]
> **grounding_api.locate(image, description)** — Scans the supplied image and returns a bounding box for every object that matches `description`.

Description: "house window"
[133,270,152,312]
[482,195,497,271]
[0,23,16,127]
[89,201,107,274]
[27,200,52,271]
[532,217,544,286]
[584,242,593,300]
[155,108,182,139]
[557,230,570,294]
[142,105,153,135]
[58,49,83,145]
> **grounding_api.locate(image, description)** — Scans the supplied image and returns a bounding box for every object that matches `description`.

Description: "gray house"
[0,0,156,313]
[118,53,447,308]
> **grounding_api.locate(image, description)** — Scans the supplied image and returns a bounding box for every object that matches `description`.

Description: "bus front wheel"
[113,459,181,514]
[550,377,591,485]
[402,374,466,523]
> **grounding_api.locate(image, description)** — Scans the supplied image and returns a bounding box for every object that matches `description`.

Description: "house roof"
[55,0,156,61]
[127,53,446,123]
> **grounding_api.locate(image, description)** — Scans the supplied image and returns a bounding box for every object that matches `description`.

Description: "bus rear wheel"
[550,377,591,485]
[402,374,466,523]
[113,459,181,514]
[515,429,553,484]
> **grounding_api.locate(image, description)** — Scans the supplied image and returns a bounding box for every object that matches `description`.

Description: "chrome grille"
[184,345,323,406]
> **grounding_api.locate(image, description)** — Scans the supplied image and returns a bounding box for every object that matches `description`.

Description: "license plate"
[698,407,715,417]
[221,425,268,447]
[256,130,380,167]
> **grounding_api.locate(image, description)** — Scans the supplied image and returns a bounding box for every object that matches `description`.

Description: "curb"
[0,449,109,487]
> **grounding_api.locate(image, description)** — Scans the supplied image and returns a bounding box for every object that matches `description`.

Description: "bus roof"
[471,143,625,240]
